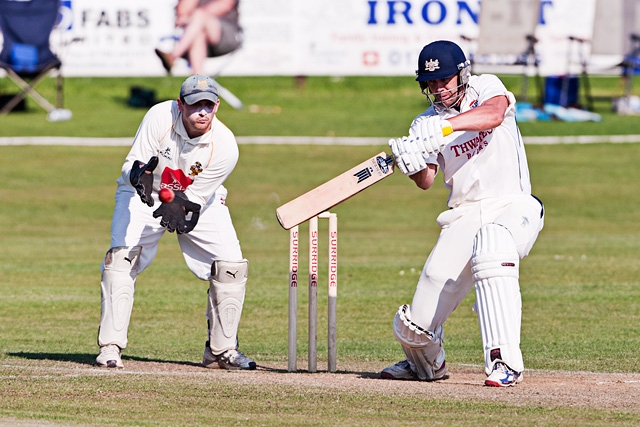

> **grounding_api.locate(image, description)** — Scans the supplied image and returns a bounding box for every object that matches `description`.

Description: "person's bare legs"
[171,8,223,74]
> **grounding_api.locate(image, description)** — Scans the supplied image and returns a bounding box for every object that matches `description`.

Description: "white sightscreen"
[476,0,541,55]
[622,0,640,53]
[591,0,625,55]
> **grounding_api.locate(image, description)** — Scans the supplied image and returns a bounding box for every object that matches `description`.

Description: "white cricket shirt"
[416,74,532,208]
[117,100,239,209]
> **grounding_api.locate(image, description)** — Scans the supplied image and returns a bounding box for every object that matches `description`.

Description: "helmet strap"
[422,72,467,111]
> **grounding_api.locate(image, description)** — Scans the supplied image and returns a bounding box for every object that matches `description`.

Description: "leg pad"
[98,246,142,349]
[207,259,248,354]
[472,224,523,374]
[393,304,446,380]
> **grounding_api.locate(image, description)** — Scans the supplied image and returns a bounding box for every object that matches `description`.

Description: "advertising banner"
[14,0,625,77]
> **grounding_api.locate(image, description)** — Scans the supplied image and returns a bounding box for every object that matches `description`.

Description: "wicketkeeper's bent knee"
[98,246,142,349]
[206,259,248,354]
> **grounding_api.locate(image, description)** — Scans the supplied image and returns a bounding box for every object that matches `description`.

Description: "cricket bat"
[276,152,394,229]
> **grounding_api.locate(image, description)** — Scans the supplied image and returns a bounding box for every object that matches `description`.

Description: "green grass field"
[1,76,640,426]
[2,74,640,138]
[2,142,640,426]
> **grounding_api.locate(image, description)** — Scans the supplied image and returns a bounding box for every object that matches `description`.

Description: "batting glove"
[409,116,452,156]
[388,136,427,176]
[152,191,201,234]
[130,156,159,207]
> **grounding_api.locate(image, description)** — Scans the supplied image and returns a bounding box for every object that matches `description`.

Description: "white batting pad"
[472,224,524,374]
[207,259,248,354]
[393,304,445,380]
[98,246,142,348]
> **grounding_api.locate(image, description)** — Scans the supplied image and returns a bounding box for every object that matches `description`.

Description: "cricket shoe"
[380,359,447,381]
[96,344,124,369]
[202,341,256,370]
[484,362,523,387]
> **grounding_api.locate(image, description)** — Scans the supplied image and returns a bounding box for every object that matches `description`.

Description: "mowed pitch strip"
[2,360,640,413]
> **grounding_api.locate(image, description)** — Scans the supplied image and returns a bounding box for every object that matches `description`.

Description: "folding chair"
[0,0,71,121]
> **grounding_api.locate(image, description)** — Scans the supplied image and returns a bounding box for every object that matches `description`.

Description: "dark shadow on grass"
[358,371,383,379]
[357,372,451,382]
[262,366,384,377]
[7,353,388,377]
[255,364,291,373]
[7,352,96,365]
[7,352,201,368]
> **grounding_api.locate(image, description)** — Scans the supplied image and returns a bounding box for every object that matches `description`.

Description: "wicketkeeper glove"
[152,191,201,234]
[388,136,427,176]
[409,116,453,157]
[130,156,159,207]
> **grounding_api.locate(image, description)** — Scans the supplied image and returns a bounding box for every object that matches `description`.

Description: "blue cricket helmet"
[415,40,470,82]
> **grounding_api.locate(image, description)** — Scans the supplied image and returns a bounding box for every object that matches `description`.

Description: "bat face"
[276,152,394,229]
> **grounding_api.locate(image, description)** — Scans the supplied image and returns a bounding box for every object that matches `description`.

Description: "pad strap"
[393,304,445,380]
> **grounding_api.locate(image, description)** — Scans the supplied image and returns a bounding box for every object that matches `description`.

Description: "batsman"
[382,40,544,386]
[95,75,255,371]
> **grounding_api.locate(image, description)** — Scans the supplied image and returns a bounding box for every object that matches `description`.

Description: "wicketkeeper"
[96,75,255,371]
[383,40,544,386]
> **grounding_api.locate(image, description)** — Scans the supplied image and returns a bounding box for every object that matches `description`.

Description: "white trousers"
[105,187,243,279]
[410,194,544,332]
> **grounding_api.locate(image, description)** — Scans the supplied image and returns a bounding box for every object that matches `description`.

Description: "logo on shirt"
[189,161,203,178]
[159,147,172,161]
[161,168,193,192]
[449,129,493,159]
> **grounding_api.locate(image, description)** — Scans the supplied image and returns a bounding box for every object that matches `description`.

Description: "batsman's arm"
[409,124,452,189]
[410,163,438,190]
[445,94,509,131]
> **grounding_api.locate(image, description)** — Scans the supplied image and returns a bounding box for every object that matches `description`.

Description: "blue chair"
[0,0,71,121]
